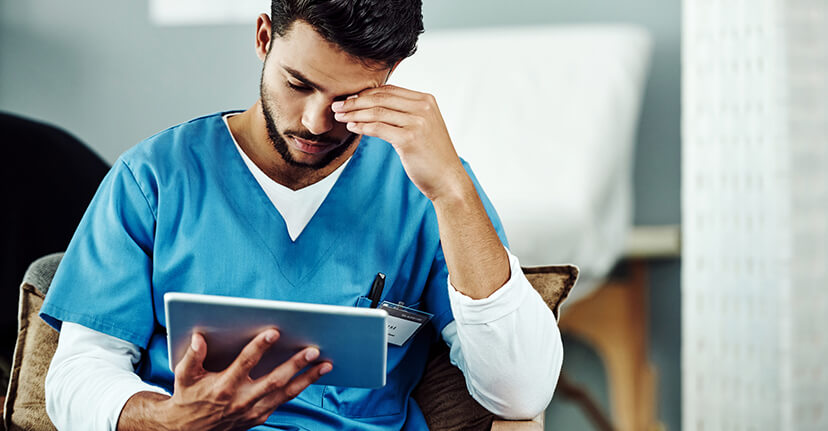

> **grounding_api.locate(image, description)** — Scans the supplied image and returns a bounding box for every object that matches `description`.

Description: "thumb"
[174,332,207,386]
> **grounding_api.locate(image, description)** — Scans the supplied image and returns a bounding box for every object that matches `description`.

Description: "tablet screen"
[165,292,388,388]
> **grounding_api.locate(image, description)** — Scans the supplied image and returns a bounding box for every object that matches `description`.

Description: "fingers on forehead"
[344,89,421,111]
[359,84,417,99]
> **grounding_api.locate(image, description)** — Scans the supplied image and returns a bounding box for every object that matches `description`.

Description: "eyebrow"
[282,65,327,93]
[281,64,380,101]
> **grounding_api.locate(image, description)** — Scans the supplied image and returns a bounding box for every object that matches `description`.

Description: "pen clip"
[369,272,386,308]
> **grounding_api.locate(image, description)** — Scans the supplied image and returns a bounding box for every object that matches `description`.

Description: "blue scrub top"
[41,112,508,430]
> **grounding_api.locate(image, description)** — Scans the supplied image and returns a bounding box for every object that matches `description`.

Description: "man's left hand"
[331,85,469,202]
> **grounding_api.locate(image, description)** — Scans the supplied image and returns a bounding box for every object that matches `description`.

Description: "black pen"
[369,272,386,308]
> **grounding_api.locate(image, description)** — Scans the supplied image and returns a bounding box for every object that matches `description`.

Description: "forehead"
[270,20,389,96]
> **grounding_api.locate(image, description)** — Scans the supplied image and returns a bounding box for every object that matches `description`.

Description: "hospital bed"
[391,25,653,303]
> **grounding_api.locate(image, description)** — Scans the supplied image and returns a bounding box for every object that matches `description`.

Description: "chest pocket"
[316,296,424,418]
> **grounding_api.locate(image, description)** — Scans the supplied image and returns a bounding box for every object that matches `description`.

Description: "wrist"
[117,391,175,431]
[430,170,476,208]
[157,397,180,431]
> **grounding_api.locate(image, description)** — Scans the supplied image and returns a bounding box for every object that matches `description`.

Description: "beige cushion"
[413,265,578,430]
[3,284,58,431]
[3,258,576,431]
[521,265,579,321]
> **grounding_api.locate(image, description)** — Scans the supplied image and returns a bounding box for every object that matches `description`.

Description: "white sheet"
[390,25,652,301]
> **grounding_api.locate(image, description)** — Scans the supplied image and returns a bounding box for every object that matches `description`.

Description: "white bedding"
[390,25,652,301]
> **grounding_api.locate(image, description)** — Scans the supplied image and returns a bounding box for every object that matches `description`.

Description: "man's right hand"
[117,329,332,431]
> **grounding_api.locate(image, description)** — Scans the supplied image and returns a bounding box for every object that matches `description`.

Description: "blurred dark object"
[0,112,109,374]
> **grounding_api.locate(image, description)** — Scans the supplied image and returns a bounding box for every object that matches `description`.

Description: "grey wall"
[0,1,262,162]
[1,1,681,429]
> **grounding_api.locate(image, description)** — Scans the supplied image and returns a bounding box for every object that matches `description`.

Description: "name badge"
[379,301,433,346]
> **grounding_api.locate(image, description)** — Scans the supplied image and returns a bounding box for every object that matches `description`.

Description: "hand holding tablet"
[164,292,389,389]
[147,328,331,430]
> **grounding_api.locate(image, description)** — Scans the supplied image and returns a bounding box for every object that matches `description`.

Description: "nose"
[301,96,335,136]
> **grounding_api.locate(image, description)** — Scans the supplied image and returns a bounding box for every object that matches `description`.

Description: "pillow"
[522,265,579,321]
[3,253,62,431]
[3,283,58,431]
[412,265,578,430]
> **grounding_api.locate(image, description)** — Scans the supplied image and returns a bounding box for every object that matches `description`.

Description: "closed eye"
[286,81,312,92]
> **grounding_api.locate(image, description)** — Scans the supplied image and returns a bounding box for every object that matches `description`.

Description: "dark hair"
[271,0,423,69]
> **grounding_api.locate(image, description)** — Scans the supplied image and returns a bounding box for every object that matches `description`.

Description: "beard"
[260,79,357,170]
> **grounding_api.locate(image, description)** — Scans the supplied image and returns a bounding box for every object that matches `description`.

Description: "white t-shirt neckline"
[222,114,349,242]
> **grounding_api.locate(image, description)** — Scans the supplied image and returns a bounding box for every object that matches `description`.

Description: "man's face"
[259,20,391,170]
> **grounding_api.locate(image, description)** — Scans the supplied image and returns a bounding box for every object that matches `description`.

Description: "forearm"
[117,391,173,431]
[431,172,510,299]
[333,84,509,297]
[45,322,170,431]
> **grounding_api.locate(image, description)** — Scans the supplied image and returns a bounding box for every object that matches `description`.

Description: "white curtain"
[682,0,827,429]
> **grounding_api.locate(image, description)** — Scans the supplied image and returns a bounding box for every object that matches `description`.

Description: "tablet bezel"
[164,292,388,388]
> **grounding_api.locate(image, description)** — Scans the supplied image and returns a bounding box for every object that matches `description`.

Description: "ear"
[255,13,273,62]
[384,60,403,82]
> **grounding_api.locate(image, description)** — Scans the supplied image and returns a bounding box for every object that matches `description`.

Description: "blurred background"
[2,0,824,430]
[1,1,679,430]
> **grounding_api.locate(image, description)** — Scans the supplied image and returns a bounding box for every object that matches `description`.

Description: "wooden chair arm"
[491,413,544,430]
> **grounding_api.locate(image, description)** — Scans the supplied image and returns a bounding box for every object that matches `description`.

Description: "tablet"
[165,292,388,388]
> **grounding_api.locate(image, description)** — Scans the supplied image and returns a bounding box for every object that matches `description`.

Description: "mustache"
[282,129,345,146]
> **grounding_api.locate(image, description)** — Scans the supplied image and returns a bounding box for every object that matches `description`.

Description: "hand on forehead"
[331,85,426,114]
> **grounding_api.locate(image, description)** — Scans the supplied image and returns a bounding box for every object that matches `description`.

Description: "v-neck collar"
[214,112,372,287]
[223,114,349,242]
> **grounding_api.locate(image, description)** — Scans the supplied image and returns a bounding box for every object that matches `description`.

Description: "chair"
[0,113,109,367]
[3,253,578,431]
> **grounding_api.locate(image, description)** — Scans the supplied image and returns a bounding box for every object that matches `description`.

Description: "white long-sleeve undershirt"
[44,115,563,429]
[445,251,563,419]
[46,253,562,429]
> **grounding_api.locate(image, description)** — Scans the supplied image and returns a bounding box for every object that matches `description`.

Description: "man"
[41,1,563,429]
